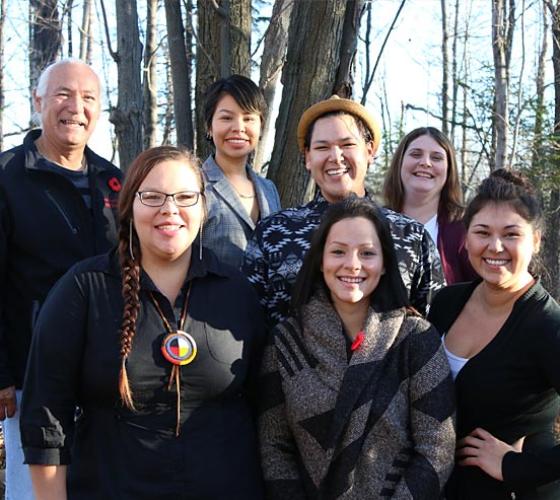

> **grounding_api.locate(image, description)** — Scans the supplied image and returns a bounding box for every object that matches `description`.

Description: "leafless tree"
[79,0,93,63]
[164,0,194,149]
[491,0,515,170]
[441,0,449,135]
[143,0,158,149]
[544,0,560,297]
[254,0,293,171]
[29,0,62,116]
[101,0,143,171]
[267,0,362,206]
[195,0,251,159]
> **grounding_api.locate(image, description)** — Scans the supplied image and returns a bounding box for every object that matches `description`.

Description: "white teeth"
[226,139,247,144]
[414,172,433,178]
[485,258,508,265]
[61,120,84,126]
[326,167,349,176]
[157,225,181,231]
[339,276,364,283]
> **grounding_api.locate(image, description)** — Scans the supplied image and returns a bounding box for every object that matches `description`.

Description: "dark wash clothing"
[429,280,560,499]
[437,214,477,285]
[0,129,121,389]
[21,249,266,500]
[243,192,444,326]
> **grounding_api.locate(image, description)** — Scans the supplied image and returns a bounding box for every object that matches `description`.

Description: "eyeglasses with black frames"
[136,191,201,208]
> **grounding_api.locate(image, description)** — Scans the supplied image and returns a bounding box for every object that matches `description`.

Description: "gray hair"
[33,58,102,126]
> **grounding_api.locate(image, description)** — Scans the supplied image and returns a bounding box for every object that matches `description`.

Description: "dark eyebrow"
[472,223,523,230]
[312,136,356,145]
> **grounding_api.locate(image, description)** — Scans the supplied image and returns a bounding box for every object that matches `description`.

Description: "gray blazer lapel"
[203,156,255,229]
[249,168,272,217]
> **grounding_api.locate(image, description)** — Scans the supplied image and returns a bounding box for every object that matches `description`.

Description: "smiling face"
[33,62,101,154]
[209,93,261,167]
[305,114,374,203]
[466,202,540,291]
[133,160,203,268]
[322,217,384,314]
[400,134,448,199]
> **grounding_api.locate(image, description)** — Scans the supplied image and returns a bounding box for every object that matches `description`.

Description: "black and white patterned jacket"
[242,193,444,326]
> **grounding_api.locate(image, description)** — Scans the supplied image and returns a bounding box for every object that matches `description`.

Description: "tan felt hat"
[296,95,381,153]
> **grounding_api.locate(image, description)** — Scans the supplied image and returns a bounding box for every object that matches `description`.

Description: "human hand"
[0,385,16,419]
[456,427,523,481]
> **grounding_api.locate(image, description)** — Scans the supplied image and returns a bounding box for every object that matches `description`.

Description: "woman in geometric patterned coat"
[259,197,456,499]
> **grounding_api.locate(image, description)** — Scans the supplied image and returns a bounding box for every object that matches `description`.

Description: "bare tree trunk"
[509,0,526,165]
[544,0,560,298]
[334,0,365,97]
[162,59,174,145]
[532,1,548,170]
[254,0,293,171]
[361,0,406,104]
[195,0,251,159]
[450,0,460,143]
[79,0,93,63]
[491,0,515,171]
[29,0,62,118]
[164,0,194,148]
[440,0,449,135]
[66,0,73,57]
[104,0,143,171]
[0,0,6,150]
[267,0,352,207]
[143,0,158,149]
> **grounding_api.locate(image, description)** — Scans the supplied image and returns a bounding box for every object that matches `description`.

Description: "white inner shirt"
[442,335,469,380]
[424,214,439,247]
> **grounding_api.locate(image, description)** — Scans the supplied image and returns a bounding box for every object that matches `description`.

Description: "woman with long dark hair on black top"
[20,146,265,499]
[258,197,455,499]
[429,169,560,499]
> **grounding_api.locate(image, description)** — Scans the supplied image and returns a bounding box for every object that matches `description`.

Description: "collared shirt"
[21,249,265,499]
[242,193,444,326]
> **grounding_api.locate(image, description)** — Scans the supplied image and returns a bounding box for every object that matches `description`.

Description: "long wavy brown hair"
[383,127,464,222]
[117,146,205,409]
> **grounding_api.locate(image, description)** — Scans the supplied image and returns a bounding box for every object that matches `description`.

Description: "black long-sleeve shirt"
[429,280,560,500]
[21,249,266,500]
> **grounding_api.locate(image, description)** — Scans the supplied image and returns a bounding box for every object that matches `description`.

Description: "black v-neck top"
[429,280,560,499]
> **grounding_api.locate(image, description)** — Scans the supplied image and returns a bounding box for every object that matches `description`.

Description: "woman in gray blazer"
[201,75,281,269]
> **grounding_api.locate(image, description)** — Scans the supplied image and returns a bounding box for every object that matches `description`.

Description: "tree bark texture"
[267,0,349,207]
[334,0,365,98]
[143,0,158,149]
[254,0,293,171]
[440,0,449,135]
[110,0,143,171]
[29,0,61,116]
[491,0,514,171]
[450,0,460,143]
[79,0,93,63]
[543,0,560,298]
[164,0,194,149]
[195,0,251,159]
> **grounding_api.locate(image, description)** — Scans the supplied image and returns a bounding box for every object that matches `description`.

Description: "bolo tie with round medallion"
[150,284,197,436]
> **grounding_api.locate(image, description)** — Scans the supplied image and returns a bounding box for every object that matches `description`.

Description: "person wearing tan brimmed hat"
[242,95,444,326]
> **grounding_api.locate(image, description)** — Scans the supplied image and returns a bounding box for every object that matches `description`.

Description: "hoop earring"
[129,220,135,261]
[198,223,203,261]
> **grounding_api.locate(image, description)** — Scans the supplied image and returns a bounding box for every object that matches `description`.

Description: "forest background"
[1,0,559,295]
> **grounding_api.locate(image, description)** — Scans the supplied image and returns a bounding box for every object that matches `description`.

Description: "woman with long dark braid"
[20,146,266,499]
